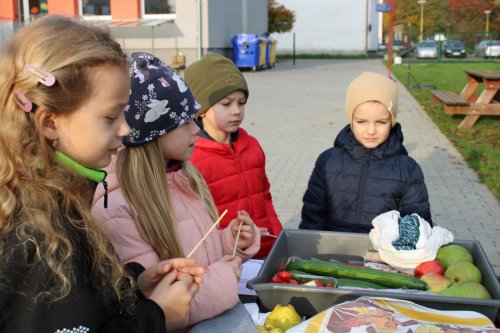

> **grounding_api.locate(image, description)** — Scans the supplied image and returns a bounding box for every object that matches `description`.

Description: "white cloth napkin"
[368,210,454,269]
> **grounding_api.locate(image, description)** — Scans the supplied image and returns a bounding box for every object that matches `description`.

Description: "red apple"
[414,260,445,278]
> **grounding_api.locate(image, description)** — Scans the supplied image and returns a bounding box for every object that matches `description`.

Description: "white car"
[416,40,438,59]
[474,40,500,58]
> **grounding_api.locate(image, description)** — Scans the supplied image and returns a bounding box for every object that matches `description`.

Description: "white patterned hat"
[123,52,201,146]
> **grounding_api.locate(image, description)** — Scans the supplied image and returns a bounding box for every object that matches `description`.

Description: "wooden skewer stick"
[232,222,243,256]
[186,209,228,259]
[261,232,277,238]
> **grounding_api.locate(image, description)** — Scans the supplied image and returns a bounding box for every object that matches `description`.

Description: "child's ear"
[35,108,59,141]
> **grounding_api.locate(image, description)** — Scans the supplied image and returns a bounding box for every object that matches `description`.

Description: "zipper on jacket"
[353,151,371,229]
[230,144,253,209]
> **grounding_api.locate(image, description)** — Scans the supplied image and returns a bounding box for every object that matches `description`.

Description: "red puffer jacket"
[191,128,282,258]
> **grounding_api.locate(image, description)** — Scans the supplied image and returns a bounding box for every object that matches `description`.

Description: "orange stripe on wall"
[0,0,17,21]
[47,0,79,16]
[111,0,141,19]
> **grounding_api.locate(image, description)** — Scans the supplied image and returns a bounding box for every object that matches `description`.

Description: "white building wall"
[272,0,380,54]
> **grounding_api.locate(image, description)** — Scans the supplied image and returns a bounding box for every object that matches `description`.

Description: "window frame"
[79,0,112,20]
[141,0,177,19]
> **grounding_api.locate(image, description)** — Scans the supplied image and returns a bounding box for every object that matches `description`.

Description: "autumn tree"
[382,0,499,38]
[384,0,448,38]
[268,0,295,33]
[448,0,500,32]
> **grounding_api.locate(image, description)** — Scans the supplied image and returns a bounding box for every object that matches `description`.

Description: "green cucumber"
[285,259,427,290]
[335,278,387,289]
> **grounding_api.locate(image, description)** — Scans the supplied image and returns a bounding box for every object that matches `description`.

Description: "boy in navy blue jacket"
[300,72,432,233]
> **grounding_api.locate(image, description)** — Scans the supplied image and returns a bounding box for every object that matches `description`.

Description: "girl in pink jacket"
[92,53,260,332]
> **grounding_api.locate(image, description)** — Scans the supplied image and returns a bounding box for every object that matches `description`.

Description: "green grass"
[391,62,500,200]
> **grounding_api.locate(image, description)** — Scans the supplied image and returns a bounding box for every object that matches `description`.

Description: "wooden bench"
[431,89,500,128]
[430,90,475,117]
[431,90,470,106]
[431,71,500,129]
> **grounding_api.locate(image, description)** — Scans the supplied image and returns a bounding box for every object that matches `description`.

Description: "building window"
[29,0,48,16]
[144,0,175,15]
[82,0,110,15]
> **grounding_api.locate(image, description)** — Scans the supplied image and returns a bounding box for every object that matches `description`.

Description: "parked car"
[416,40,438,59]
[474,40,500,58]
[443,40,467,58]
[392,39,413,57]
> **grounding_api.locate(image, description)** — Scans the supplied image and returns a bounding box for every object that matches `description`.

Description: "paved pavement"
[241,59,500,277]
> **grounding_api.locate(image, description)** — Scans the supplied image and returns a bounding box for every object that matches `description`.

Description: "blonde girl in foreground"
[0,15,203,333]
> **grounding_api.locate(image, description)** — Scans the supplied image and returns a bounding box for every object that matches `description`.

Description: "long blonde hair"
[117,140,219,260]
[0,15,134,307]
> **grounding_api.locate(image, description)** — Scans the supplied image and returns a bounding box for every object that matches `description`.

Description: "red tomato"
[271,275,281,283]
[315,280,324,287]
[277,271,291,283]
[326,283,334,288]
[288,279,299,285]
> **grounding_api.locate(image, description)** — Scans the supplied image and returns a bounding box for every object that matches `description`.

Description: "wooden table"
[431,70,500,129]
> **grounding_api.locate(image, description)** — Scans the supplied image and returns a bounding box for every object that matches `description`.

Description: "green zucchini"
[335,278,387,290]
[285,259,427,290]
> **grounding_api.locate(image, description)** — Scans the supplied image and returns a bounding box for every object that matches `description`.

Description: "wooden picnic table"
[431,70,500,129]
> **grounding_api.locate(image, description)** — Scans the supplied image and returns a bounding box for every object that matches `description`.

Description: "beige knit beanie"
[345,72,398,127]
[184,52,249,118]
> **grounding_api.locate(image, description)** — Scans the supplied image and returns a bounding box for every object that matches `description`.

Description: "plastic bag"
[286,297,498,333]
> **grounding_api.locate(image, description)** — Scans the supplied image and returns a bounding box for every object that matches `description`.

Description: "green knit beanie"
[184,52,249,118]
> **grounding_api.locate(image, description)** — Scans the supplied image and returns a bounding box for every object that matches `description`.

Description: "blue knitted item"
[392,215,420,250]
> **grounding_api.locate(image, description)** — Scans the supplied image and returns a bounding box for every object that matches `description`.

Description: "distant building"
[0,0,267,65]
[271,0,383,55]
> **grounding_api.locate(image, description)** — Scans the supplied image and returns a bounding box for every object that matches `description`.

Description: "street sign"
[417,0,427,4]
[376,3,391,12]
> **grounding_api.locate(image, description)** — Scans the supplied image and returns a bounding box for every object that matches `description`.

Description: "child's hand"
[137,258,204,298]
[258,227,269,235]
[231,210,255,251]
[218,255,243,280]
[150,270,200,324]
[137,258,203,322]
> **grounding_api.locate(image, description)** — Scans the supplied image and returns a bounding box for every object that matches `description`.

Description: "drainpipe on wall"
[365,0,369,53]
[242,0,248,33]
[16,0,22,23]
[22,0,29,22]
[197,0,202,60]
[151,26,155,54]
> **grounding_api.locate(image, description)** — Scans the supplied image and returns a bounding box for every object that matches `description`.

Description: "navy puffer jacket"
[300,123,432,233]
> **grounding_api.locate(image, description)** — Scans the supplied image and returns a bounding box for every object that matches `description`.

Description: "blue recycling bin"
[231,33,261,71]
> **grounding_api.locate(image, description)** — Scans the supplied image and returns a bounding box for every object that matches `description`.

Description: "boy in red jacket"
[185,53,282,258]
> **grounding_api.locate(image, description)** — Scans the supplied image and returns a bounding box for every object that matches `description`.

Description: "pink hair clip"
[23,65,56,86]
[12,88,33,112]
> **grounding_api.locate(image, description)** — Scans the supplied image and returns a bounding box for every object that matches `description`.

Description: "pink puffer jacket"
[92,158,260,331]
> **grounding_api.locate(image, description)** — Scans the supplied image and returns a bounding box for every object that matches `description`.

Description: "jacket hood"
[334,123,407,159]
[195,118,240,142]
